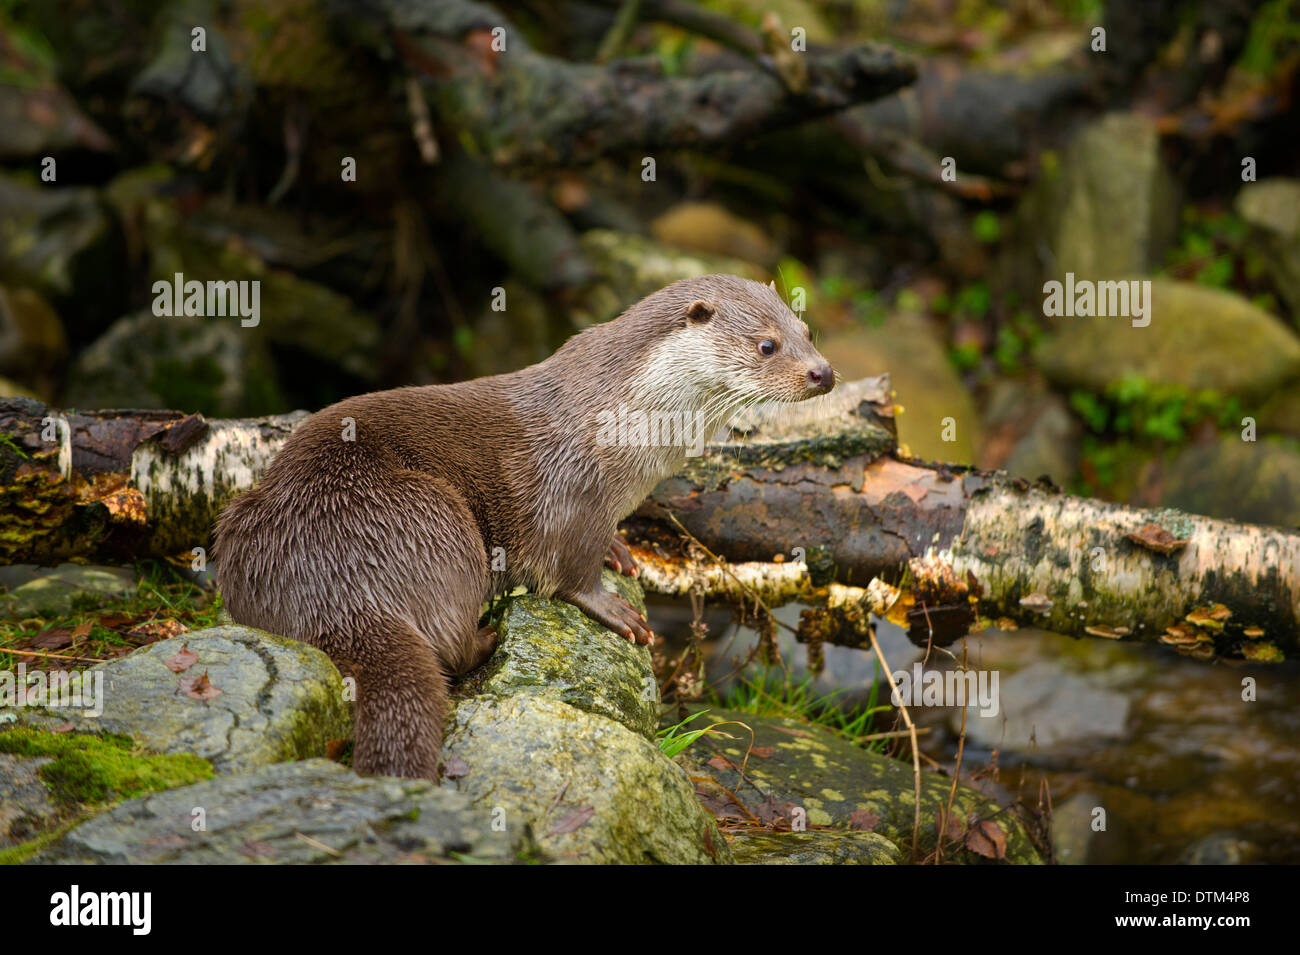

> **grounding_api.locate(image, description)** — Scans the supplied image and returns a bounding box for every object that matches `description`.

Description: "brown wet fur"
[214,274,833,780]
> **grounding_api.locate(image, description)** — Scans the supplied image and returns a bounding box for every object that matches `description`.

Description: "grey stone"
[729,830,901,865]
[1017,112,1180,283]
[1236,177,1300,322]
[444,694,732,864]
[962,661,1130,751]
[0,752,58,849]
[2,564,136,620]
[464,570,656,738]
[11,625,353,774]
[38,759,527,864]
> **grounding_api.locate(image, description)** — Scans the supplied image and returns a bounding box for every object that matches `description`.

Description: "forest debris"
[964,820,1008,860]
[1019,592,1053,615]
[177,670,222,701]
[1084,625,1125,640]
[1185,604,1232,629]
[163,645,199,673]
[1125,522,1190,554]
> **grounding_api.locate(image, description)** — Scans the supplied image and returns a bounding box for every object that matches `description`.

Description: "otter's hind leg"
[348,618,450,779]
[341,472,491,780]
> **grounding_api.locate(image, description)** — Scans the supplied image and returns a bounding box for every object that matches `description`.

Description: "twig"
[1,647,103,665]
[866,624,923,862]
[937,638,970,864]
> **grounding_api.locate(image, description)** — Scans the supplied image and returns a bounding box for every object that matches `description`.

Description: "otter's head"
[651,274,834,410]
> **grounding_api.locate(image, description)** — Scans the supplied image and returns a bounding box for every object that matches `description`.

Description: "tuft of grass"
[656,709,737,758]
[0,559,223,669]
[712,663,891,752]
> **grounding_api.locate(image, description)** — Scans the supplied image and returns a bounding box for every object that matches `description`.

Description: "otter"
[214,274,834,780]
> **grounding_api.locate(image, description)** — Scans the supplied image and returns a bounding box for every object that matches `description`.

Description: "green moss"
[0,819,79,865]
[0,727,213,806]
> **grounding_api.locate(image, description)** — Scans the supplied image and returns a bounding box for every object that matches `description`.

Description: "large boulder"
[444,695,730,864]
[1010,112,1180,287]
[1035,279,1300,401]
[462,570,656,738]
[62,309,282,417]
[446,572,731,863]
[1236,178,1300,323]
[35,759,529,864]
[7,625,353,774]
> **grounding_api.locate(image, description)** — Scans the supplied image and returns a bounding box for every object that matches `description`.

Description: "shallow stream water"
[661,598,1300,864]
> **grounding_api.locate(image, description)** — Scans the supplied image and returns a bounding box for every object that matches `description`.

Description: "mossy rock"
[1,564,136,619]
[818,313,981,464]
[684,708,1041,863]
[1159,436,1300,530]
[463,570,656,739]
[443,694,731,864]
[729,829,901,865]
[8,625,353,774]
[1035,279,1300,401]
[0,728,212,862]
[1014,113,1180,284]
[32,759,531,864]
[62,309,283,418]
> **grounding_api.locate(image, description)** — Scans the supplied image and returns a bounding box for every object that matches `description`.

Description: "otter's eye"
[758,339,778,357]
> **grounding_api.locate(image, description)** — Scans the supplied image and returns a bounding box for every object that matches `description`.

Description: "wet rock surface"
[685,707,1041,863]
[462,570,656,739]
[729,829,901,865]
[37,759,528,864]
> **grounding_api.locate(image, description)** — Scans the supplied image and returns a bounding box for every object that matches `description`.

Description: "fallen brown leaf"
[964,819,1007,860]
[442,754,470,779]
[547,806,595,836]
[30,627,74,651]
[177,670,222,701]
[849,809,879,832]
[163,645,199,673]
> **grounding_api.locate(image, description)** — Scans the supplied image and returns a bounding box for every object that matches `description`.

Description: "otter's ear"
[686,299,715,323]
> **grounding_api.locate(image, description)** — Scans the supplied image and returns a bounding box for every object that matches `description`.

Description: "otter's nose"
[807,363,834,395]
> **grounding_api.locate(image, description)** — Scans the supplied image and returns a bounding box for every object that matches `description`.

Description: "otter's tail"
[347,617,450,781]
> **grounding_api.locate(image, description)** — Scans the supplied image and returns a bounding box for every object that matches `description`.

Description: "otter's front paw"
[563,586,654,645]
[603,536,638,576]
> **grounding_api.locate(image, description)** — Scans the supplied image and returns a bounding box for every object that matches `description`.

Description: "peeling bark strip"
[0,397,303,564]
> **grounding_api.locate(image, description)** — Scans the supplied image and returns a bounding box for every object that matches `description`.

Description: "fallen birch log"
[1,381,1296,662]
